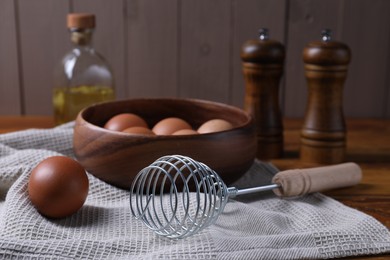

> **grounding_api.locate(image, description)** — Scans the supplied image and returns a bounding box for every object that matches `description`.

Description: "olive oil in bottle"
[53,13,115,125]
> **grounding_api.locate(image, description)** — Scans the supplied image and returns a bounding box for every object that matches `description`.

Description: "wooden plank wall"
[0,0,389,118]
[0,0,21,114]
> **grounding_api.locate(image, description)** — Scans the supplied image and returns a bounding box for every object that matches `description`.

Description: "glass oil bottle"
[53,13,115,125]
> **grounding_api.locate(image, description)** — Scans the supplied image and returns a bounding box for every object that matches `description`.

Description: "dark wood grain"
[0,116,54,134]
[241,35,285,159]
[73,98,256,189]
[300,38,351,164]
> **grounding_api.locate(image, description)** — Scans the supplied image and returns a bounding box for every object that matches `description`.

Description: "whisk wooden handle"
[271,162,362,197]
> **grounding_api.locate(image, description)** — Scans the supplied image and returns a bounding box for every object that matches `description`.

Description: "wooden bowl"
[73,98,256,189]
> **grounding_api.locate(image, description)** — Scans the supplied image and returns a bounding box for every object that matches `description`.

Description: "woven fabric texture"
[0,123,389,259]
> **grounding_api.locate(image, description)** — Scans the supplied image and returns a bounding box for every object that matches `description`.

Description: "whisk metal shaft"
[227,183,280,198]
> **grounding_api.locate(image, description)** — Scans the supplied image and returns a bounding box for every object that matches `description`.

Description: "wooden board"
[341,0,390,118]
[2,0,390,119]
[0,0,22,115]
[17,0,70,115]
[126,0,178,98]
[179,0,231,103]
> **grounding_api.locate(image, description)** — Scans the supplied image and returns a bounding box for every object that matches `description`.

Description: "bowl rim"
[76,97,254,138]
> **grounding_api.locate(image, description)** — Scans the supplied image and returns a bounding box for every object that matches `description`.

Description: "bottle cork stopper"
[67,13,95,29]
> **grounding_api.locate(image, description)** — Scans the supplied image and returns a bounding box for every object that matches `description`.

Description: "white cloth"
[0,123,389,259]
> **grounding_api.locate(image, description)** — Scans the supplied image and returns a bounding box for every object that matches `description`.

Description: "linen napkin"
[0,123,389,259]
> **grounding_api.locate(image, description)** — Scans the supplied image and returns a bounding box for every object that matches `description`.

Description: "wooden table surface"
[0,116,389,259]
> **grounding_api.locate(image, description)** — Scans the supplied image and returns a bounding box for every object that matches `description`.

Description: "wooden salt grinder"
[301,29,351,164]
[241,28,285,159]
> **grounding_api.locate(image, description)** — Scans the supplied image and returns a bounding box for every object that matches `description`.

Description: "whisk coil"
[130,155,230,239]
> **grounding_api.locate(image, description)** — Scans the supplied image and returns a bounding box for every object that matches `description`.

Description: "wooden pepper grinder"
[241,28,285,159]
[300,29,351,164]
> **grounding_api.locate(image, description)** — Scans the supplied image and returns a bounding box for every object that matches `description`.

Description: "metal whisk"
[130,155,280,239]
[130,155,361,239]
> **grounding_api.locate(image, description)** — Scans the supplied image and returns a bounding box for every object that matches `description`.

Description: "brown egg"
[122,126,155,135]
[104,113,148,131]
[172,129,199,135]
[197,119,234,134]
[28,156,89,219]
[152,117,192,135]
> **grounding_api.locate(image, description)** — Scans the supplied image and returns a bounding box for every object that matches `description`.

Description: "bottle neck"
[70,29,94,48]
